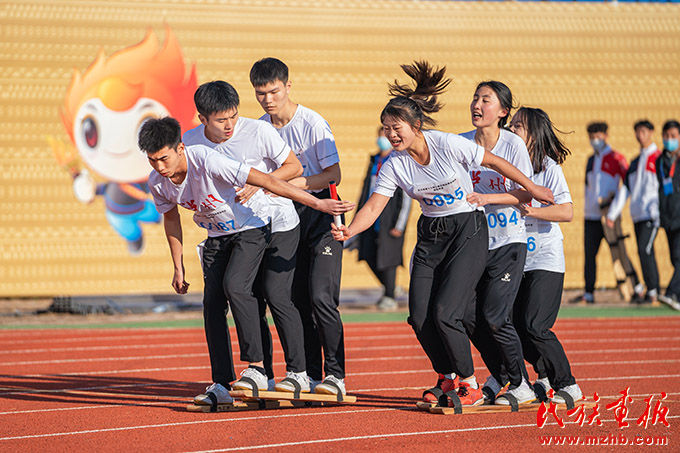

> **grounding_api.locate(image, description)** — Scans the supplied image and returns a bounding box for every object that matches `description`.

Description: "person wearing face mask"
[576,122,639,304]
[655,120,680,310]
[605,120,662,304]
[350,127,412,311]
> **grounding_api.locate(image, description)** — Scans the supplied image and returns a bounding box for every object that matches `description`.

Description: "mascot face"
[73,97,169,183]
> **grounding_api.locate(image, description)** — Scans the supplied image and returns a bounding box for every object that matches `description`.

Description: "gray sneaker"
[377,296,398,312]
[232,367,269,391]
[194,382,233,405]
[482,375,502,402]
[658,293,680,311]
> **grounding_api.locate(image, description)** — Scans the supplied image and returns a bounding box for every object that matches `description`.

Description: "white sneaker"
[274,371,311,393]
[314,375,346,396]
[551,383,583,404]
[194,382,233,405]
[495,378,537,405]
[482,375,501,401]
[232,367,269,391]
[267,378,276,391]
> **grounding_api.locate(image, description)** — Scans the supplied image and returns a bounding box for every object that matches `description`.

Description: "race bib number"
[485,205,522,240]
[525,216,539,257]
[414,178,464,211]
[194,210,238,233]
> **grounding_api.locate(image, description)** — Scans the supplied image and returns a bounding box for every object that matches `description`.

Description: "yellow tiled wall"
[1,0,678,297]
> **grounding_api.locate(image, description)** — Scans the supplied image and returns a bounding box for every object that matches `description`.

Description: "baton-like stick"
[328,181,342,228]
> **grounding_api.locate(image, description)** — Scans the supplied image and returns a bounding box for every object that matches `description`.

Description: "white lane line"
[185,415,680,453]
[4,327,678,355]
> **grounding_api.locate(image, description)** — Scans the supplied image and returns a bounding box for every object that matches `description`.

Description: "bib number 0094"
[486,210,518,229]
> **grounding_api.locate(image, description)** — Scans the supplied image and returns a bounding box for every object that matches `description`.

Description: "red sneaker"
[423,374,458,403]
[456,381,484,407]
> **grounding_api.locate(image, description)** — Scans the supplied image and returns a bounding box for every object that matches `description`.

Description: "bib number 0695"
[423,187,464,206]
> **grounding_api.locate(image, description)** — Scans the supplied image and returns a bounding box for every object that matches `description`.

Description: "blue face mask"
[590,138,605,152]
[377,136,392,152]
[664,138,679,152]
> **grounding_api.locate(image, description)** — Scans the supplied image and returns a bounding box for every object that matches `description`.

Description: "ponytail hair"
[380,61,451,130]
[516,107,571,173]
[475,80,516,129]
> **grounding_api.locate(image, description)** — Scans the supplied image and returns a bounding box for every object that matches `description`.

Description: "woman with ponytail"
[331,62,552,407]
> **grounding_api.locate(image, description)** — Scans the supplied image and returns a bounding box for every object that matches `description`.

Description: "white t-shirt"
[373,129,484,217]
[524,158,572,273]
[260,105,340,194]
[183,118,299,233]
[461,129,533,250]
[148,145,271,237]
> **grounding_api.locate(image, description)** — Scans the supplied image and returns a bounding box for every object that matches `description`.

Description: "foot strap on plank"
[482,386,496,404]
[238,377,259,397]
[534,384,549,403]
[439,390,462,414]
[278,377,302,399]
[322,380,344,402]
[497,393,519,412]
[555,390,575,410]
[422,387,444,403]
[206,392,218,413]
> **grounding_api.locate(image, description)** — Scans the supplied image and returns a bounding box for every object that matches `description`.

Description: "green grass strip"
[0,303,677,330]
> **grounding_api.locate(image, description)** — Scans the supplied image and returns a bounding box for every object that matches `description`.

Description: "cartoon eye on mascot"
[49,27,198,254]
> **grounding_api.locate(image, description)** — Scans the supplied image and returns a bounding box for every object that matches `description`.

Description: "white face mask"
[590,138,605,152]
[377,136,392,152]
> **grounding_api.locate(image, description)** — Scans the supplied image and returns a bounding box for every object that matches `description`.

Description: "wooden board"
[229,389,357,404]
[417,400,597,415]
[186,399,317,413]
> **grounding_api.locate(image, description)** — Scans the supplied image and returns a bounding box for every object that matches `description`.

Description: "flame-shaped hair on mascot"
[50,26,199,254]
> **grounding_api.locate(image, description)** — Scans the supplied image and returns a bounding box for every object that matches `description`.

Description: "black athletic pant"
[664,227,680,298]
[514,270,576,390]
[409,210,488,379]
[584,219,605,294]
[634,220,660,294]
[466,242,529,389]
[201,225,269,387]
[292,189,345,381]
[255,225,306,376]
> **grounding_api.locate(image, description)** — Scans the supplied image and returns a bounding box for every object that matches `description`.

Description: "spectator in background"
[351,127,411,311]
[606,120,661,304]
[576,121,640,304]
[656,120,680,311]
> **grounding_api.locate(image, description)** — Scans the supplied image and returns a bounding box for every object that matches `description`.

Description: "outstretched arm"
[481,152,554,205]
[163,206,189,294]
[289,163,342,191]
[519,202,573,223]
[466,188,532,208]
[246,168,354,216]
[331,193,390,241]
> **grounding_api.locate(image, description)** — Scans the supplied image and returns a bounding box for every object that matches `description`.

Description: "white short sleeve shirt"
[524,158,572,273]
[183,118,299,233]
[260,105,340,193]
[148,145,271,237]
[373,129,485,217]
[461,129,533,250]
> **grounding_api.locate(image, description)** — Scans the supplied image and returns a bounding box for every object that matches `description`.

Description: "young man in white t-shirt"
[183,81,309,394]
[250,57,346,395]
[139,117,353,406]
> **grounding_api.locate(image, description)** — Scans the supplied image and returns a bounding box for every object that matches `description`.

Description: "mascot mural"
[50,27,198,254]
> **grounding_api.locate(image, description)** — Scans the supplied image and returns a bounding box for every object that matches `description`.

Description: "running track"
[1,317,678,452]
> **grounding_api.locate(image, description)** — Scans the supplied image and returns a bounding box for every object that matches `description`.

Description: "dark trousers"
[634,220,660,293]
[256,225,306,376]
[664,227,680,297]
[514,270,575,390]
[201,226,269,387]
[409,210,488,379]
[293,193,345,381]
[584,219,604,294]
[467,243,529,389]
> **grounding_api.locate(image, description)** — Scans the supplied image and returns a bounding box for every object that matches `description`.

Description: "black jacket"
[355,152,411,270]
[656,149,680,231]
